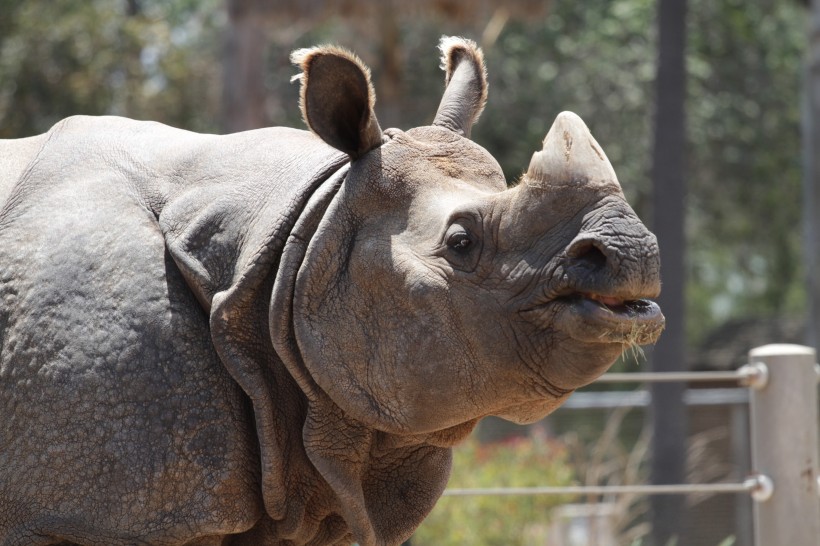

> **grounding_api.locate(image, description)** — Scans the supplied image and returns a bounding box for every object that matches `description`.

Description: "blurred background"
[0,1,814,545]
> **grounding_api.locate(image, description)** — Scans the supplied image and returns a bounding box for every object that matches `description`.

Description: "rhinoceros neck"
[204,158,352,543]
[265,168,463,546]
[267,164,349,387]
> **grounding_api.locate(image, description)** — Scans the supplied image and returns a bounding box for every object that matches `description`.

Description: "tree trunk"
[649,0,688,544]
[222,0,270,133]
[805,1,820,349]
[374,0,402,129]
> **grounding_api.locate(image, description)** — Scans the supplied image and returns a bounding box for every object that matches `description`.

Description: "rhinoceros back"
[0,133,49,211]
[0,116,342,545]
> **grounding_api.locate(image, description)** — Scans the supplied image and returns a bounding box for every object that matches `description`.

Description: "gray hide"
[0,38,663,546]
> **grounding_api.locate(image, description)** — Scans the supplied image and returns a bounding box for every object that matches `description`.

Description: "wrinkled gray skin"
[0,38,663,546]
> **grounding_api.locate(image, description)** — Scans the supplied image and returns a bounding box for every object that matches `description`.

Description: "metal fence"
[442,344,820,546]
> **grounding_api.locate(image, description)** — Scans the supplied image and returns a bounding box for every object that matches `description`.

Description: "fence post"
[746,344,820,546]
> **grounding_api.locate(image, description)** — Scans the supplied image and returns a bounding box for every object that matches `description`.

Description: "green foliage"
[686,0,807,341]
[0,0,223,138]
[411,435,576,546]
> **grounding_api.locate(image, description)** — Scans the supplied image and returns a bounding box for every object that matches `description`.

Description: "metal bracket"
[738,362,769,390]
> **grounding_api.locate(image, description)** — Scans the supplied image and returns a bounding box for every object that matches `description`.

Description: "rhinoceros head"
[270,37,665,545]
[288,38,663,440]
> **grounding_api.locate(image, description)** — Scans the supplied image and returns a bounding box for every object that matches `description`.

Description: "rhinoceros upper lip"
[525,290,665,345]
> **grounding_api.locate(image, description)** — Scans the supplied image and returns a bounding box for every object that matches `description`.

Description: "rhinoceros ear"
[291,46,383,159]
[432,36,488,138]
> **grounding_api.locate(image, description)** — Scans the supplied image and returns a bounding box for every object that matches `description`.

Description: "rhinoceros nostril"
[567,239,607,270]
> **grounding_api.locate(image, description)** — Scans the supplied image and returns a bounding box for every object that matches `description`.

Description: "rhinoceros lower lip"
[529,292,665,345]
[572,293,664,344]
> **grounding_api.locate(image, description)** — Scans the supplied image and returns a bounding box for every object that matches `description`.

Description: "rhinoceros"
[0,37,663,546]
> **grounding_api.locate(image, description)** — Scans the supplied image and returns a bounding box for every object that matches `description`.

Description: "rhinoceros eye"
[443,218,482,272]
[441,217,482,271]
[447,230,473,251]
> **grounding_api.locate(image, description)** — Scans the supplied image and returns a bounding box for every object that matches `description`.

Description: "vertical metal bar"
[747,344,820,546]
[730,403,753,546]
[649,0,689,539]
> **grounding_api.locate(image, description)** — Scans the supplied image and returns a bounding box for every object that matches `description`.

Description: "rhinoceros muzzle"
[523,288,664,345]
[559,235,664,344]
[517,111,665,346]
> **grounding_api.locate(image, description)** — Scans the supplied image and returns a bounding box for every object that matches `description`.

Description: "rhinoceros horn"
[522,111,624,198]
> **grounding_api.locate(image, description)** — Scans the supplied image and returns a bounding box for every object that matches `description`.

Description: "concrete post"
[746,344,820,546]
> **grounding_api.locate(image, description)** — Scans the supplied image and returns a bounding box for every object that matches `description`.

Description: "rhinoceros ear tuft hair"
[290,45,383,159]
[432,36,488,138]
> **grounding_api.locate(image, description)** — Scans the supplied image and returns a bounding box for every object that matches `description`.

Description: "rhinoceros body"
[0,39,664,546]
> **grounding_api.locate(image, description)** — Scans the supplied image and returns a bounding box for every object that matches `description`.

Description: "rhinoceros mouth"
[527,292,664,345]
[566,292,664,344]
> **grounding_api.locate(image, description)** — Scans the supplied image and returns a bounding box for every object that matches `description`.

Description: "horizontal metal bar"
[561,387,749,409]
[443,481,757,497]
[593,371,747,383]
